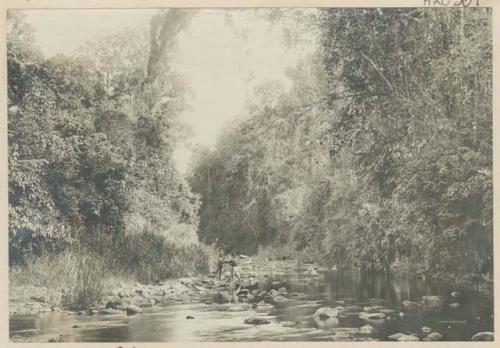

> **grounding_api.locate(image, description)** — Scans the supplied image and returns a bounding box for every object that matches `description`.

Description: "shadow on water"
[10,270,493,342]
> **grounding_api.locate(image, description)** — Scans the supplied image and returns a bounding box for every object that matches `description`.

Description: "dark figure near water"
[216,251,225,280]
[229,253,241,282]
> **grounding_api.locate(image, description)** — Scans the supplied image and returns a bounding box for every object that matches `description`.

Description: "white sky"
[22,9,316,173]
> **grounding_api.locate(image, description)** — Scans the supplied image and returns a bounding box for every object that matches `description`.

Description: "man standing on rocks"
[229,253,241,283]
[216,251,225,280]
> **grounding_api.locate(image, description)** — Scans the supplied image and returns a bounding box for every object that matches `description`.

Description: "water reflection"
[10,270,493,342]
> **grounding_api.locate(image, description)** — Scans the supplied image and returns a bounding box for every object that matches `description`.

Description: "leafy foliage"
[8,10,205,282]
[190,8,492,281]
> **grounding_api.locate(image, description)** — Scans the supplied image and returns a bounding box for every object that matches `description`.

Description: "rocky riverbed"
[10,258,494,342]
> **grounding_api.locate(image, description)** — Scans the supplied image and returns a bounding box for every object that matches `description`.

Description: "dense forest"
[8,7,492,310]
[188,8,492,281]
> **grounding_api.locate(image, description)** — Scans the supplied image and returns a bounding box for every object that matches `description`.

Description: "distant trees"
[189,8,492,281]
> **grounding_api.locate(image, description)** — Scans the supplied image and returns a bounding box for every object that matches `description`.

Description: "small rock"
[421,326,432,333]
[72,325,80,328]
[451,291,461,298]
[290,292,307,299]
[268,289,280,297]
[398,334,419,342]
[471,332,494,341]
[379,308,395,314]
[30,296,46,303]
[421,295,443,307]
[186,315,195,319]
[360,324,375,334]
[48,335,64,342]
[105,299,127,310]
[427,332,443,341]
[402,300,419,308]
[359,312,386,320]
[388,332,405,340]
[100,308,123,315]
[449,302,460,308]
[125,305,142,315]
[244,316,270,325]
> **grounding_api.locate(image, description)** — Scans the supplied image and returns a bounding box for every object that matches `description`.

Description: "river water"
[10,270,493,342]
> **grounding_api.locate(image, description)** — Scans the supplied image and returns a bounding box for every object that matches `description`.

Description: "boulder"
[313,307,342,320]
[449,302,460,308]
[451,291,461,298]
[132,297,155,308]
[471,332,494,341]
[125,305,143,315]
[398,334,419,342]
[212,291,231,304]
[244,316,271,325]
[272,295,288,303]
[186,315,195,319]
[427,332,443,341]
[237,289,250,297]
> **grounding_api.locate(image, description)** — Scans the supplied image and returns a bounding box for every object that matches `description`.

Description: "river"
[10,269,493,342]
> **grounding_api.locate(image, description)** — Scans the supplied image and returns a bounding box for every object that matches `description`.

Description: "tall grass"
[10,247,105,309]
[113,232,214,283]
[10,231,215,310]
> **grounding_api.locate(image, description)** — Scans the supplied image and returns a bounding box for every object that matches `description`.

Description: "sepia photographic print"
[4,0,497,344]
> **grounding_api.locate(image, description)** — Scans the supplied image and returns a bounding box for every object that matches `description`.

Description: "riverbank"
[10,257,494,342]
[9,258,324,316]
